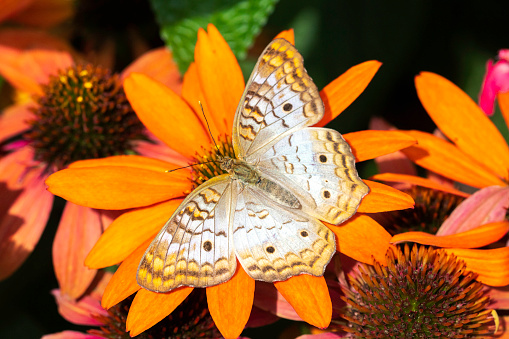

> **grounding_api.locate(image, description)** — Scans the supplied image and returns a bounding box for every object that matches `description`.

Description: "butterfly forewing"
[256,127,369,225]
[137,175,236,292]
[233,39,324,159]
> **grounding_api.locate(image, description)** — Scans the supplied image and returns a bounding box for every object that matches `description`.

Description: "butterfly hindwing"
[233,38,324,159]
[232,183,336,282]
[256,127,369,225]
[137,175,236,292]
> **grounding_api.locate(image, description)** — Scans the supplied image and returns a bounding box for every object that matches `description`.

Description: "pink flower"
[479,49,509,115]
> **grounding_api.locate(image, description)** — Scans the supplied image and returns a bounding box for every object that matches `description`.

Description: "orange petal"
[343,130,416,163]
[195,24,244,133]
[121,47,182,95]
[497,91,509,129]
[124,72,210,158]
[327,215,391,265]
[0,28,74,51]
[416,72,509,181]
[8,0,74,28]
[181,62,221,141]
[46,165,192,210]
[370,172,470,198]
[101,239,151,309]
[126,287,194,336]
[0,0,31,22]
[317,60,381,127]
[0,168,53,280]
[85,199,183,269]
[401,130,505,188]
[53,203,101,299]
[207,263,255,339]
[274,29,295,45]
[357,180,414,213]
[274,275,331,328]
[391,221,509,249]
[443,247,509,287]
[0,47,73,95]
[68,155,189,175]
[0,103,33,143]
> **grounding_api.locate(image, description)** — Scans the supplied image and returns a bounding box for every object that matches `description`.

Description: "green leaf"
[150,0,279,74]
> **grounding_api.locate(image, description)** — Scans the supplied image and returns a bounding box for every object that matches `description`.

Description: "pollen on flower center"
[340,244,496,338]
[190,135,235,187]
[25,64,144,171]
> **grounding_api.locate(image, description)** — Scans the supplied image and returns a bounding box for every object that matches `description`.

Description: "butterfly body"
[137,38,369,293]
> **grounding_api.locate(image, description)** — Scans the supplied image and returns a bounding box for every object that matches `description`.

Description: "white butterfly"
[137,38,369,292]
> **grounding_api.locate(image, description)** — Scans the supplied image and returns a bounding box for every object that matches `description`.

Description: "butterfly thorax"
[219,156,301,209]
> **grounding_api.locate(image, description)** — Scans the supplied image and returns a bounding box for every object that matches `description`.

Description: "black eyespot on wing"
[266,246,275,254]
[283,103,293,112]
[203,241,213,252]
[300,230,309,237]
[323,190,331,199]
[319,155,327,163]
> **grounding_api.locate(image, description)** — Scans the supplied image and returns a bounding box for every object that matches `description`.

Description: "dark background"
[0,0,508,337]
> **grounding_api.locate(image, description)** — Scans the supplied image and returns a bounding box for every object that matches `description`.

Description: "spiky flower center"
[89,289,221,338]
[190,135,235,187]
[382,187,465,235]
[25,64,144,171]
[341,245,495,338]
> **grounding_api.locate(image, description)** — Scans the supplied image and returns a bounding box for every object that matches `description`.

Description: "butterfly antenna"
[165,161,216,173]
[198,101,223,158]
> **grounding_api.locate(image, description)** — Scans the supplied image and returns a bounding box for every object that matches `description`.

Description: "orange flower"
[0,30,181,299]
[46,24,415,338]
[0,0,73,28]
[371,72,509,287]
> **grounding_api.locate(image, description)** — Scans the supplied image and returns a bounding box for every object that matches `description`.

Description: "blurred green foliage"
[151,0,279,73]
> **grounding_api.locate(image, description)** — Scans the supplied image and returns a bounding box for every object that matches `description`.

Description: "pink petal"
[479,57,509,115]
[245,306,279,328]
[42,331,103,339]
[121,47,182,94]
[296,334,343,339]
[132,132,189,166]
[53,203,103,299]
[489,286,509,310]
[437,186,509,236]
[253,281,302,321]
[52,289,108,326]
[0,103,33,143]
[0,150,53,279]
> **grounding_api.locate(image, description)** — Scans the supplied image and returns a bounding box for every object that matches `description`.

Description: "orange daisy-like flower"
[372,72,509,287]
[46,24,415,338]
[0,29,181,299]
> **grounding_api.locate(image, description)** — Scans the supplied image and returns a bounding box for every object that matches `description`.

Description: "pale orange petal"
[391,221,509,249]
[85,199,182,269]
[0,103,33,143]
[274,29,295,45]
[317,61,381,127]
[401,130,505,188]
[274,275,331,329]
[498,91,509,130]
[101,239,151,309]
[124,72,210,157]
[126,287,194,336]
[207,263,255,339]
[8,0,74,28]
[52,288,108,326]
[0,169,53,280]
[53,203,101,299]
[327,215,391,265]
[343,130,416,162]
[121,47,182,95]
[443,247,509,286]
[195,24,244,133]
[416,72,509,181]
[0,47,73,95]
[181,62,221,141]
[46,165,192,210]
[371,172,470,198]
[357,180,414,213]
